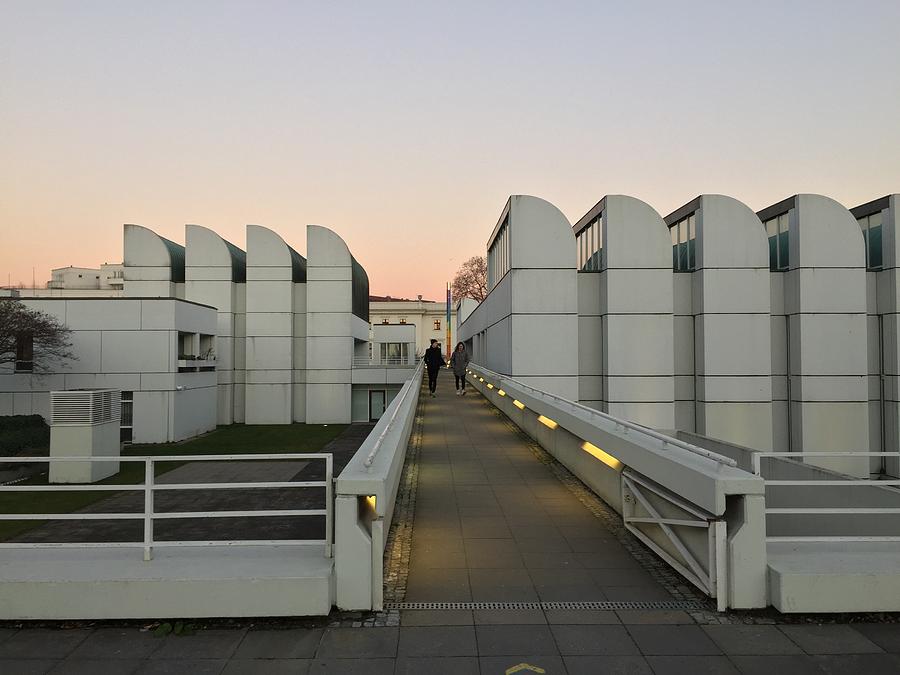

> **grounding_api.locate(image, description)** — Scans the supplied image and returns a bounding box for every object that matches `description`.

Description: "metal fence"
[0,453,333,560]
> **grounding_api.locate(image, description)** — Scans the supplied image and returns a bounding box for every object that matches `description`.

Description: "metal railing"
[352,357,417,367]
[0,453,333,560]
[364,360,424,468]
[468,364,738,467]
[753,451,900,543]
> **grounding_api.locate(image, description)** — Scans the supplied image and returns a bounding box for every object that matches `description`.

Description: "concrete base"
[0,546,334,619]
[768,541,900,613]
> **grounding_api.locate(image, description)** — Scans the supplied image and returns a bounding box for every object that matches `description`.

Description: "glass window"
[868,212,884,270]
[671,222,679,269]
[15,335,33,372]
[778,213,790,270]
[434,319,441,331]
[399,318,406,324]
[687,215,696,270]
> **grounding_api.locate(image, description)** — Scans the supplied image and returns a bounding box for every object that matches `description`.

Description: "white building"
[47,264,124,292]
[369,295,454,356]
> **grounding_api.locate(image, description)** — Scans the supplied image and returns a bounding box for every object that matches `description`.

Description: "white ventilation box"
[49,389,121,484]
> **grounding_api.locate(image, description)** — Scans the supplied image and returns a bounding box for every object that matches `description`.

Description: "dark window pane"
[673,244,678,270]
[869,224,883,269]
[688,239,696,270]
[678,241,688,271]
[769,236,778,271]
[778,230,789,269]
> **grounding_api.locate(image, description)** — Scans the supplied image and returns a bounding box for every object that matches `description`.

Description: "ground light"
[581,441,623,470]
[497,389,506,397]
[537,415,558,429]
[486,383,494,389]
[513,399,526,410]
[365,495,377,510]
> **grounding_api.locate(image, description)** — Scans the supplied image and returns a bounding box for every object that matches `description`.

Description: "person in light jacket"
[449,342,470,396]
[423,339,446,397]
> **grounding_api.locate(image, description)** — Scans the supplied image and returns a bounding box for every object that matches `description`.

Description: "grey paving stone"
[626,625,722,656]
[520,549,584,569]
[405,568,471,602]
[852,624,900,653]
[587,567,659,587]
[475,625,559,656]
[50,659,141,674]
[615,610,694,624]
[645,655,740,674]
[461,517,512,539]
[603,586,674,602]
[515,536,572,553]
[551,625,640,656]
[221,659,311,675]
[233,629,322,659]
[575,551,644,569]
[478,655,566,674]
[468,568,538,602]
[401,610,473,626]
[315,627,398,659]
[150,630,246,660]
[463,538,524,568]
[473,609,546,625]
[702,625,803,655]
[0,630,18,646]
[564,655,653,674]
[135,660,226,675]
[543,609,620,625]
[779,625,883,655]
[0,630,92,660]
[0,660,59,675]
[397,626,476,657]
[813,653,900,674]
[394,656,479,674]
[729,655,825,675]
[69,628,162,659]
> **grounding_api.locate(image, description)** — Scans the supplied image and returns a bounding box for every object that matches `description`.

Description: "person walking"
[423,339,446,397]
[450,341,470,396]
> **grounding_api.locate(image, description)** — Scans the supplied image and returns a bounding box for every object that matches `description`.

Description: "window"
[399,317,407,324]
[381,318,390,325]
[576,216,602,271]
[434,319,441,331]
[120,391,133,444]
[670,213,697,272]
[15,335,33,372]
[488,214,511,289]
[763,211,791,271]
[380,342,409,364]
[858,211,884,270]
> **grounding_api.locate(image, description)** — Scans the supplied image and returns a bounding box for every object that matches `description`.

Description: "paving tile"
[602,586,674,602]
[0,661,58,675]
[626,625,722,655]
[779,625,883,655]
[515,536,572,553]
[644,655,740,674]
[405,568,471,602]
[615,610,694,625]
[551,625,640,655]
[0,630,92,660]
[0,630,18,646]
[520,549,584,569]
[473,609,546,625]
[479,655,566,674]
[397,626,476,657]
[702,625,803,655]
[69,628,162,659]
[308,661,395,675]
[543,609,620,624]
[852,624,900,652]
[151,630,246,660]
[394,656,479,674]
[50,660,141,674]
[233,629,323,659]
[221,660,310,675]
[575,551,641,569]
[587,567,659,587]
[315,627,398,659]
[729,654,825,675]
[564,655,653,674]
[469,568,538,602]
[463,539,524,568]
[461,517,512,539]
[475,625,559,656]
[400,610,473,626]
[135,660,226,675]
[813,653,900,674]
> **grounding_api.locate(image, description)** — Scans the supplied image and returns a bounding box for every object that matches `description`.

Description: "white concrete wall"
[369,300,454,356]
[458,195,579,400]
[123,224,184,299]
[244,225,303,424]
[0,298,216,443]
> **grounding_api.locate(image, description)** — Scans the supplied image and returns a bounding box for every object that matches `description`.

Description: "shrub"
[0,414,50,457]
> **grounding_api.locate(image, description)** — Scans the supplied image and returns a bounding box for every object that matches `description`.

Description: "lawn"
[0,423,347,541]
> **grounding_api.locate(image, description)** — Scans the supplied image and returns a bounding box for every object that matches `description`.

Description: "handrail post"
[143,458,154,561]
[325,454,333,558]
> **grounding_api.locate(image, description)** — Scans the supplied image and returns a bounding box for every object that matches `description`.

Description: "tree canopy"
[451,255,487,303]
[0,300,75,373]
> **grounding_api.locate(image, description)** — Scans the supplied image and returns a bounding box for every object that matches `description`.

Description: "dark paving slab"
[550,624,640,656]
[474,625,558,656]
[813,653,900,674]
[616,610,694,624]
[315,627,398,659]
[851,624,900,652]
[0,661,59,675]
[473,609,546,625]
[69,628,162,659]
[394,656,479,675]
[307,658,395,674]
[479,655,566,674]
[232,628,322,659]
[397,626,476,657]
[779,625,883,655]
[400,610,473,626]
[150,630,245,660]
[729,654,825,675]
[703,624,804,655]
[221,659,310,675]
[564,655,654,674]
[543,609,620,624]
[626,625,722,655]
[50,659,141,674]
[645,655,740,674]
[0,629,18,645]
[0,629,92,660]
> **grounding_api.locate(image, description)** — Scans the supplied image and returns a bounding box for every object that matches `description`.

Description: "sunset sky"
[2,1,899,300]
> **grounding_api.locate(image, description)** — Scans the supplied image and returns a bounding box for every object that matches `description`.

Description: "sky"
[2,1,899,300]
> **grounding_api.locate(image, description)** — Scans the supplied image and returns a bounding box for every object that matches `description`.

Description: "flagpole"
[446,282,452,360]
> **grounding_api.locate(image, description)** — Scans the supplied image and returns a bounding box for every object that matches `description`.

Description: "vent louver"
[51,389,121,426]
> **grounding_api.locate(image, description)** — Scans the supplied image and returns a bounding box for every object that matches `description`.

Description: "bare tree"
[0,300,75,373]
[451,256,488,303]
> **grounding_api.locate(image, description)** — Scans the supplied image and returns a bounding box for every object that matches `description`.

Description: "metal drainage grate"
[385,601,705,611]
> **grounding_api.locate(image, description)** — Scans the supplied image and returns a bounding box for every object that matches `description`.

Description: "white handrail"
[0,453,334,560]
[468,364,738,468]
[363,360,424,468]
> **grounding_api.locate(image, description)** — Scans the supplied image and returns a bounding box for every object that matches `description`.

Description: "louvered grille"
[51,389,121,425]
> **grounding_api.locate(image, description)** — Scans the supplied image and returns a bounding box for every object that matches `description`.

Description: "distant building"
[47,264,124,292]
[368,295,455,356]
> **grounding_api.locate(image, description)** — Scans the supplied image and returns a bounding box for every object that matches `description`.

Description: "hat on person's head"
[430,339,437,345]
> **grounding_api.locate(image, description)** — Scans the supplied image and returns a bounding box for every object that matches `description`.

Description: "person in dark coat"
[423,339,446,397]
[449,342,470,395]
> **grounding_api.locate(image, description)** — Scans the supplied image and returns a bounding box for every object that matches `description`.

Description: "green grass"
[0,423,346,541]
